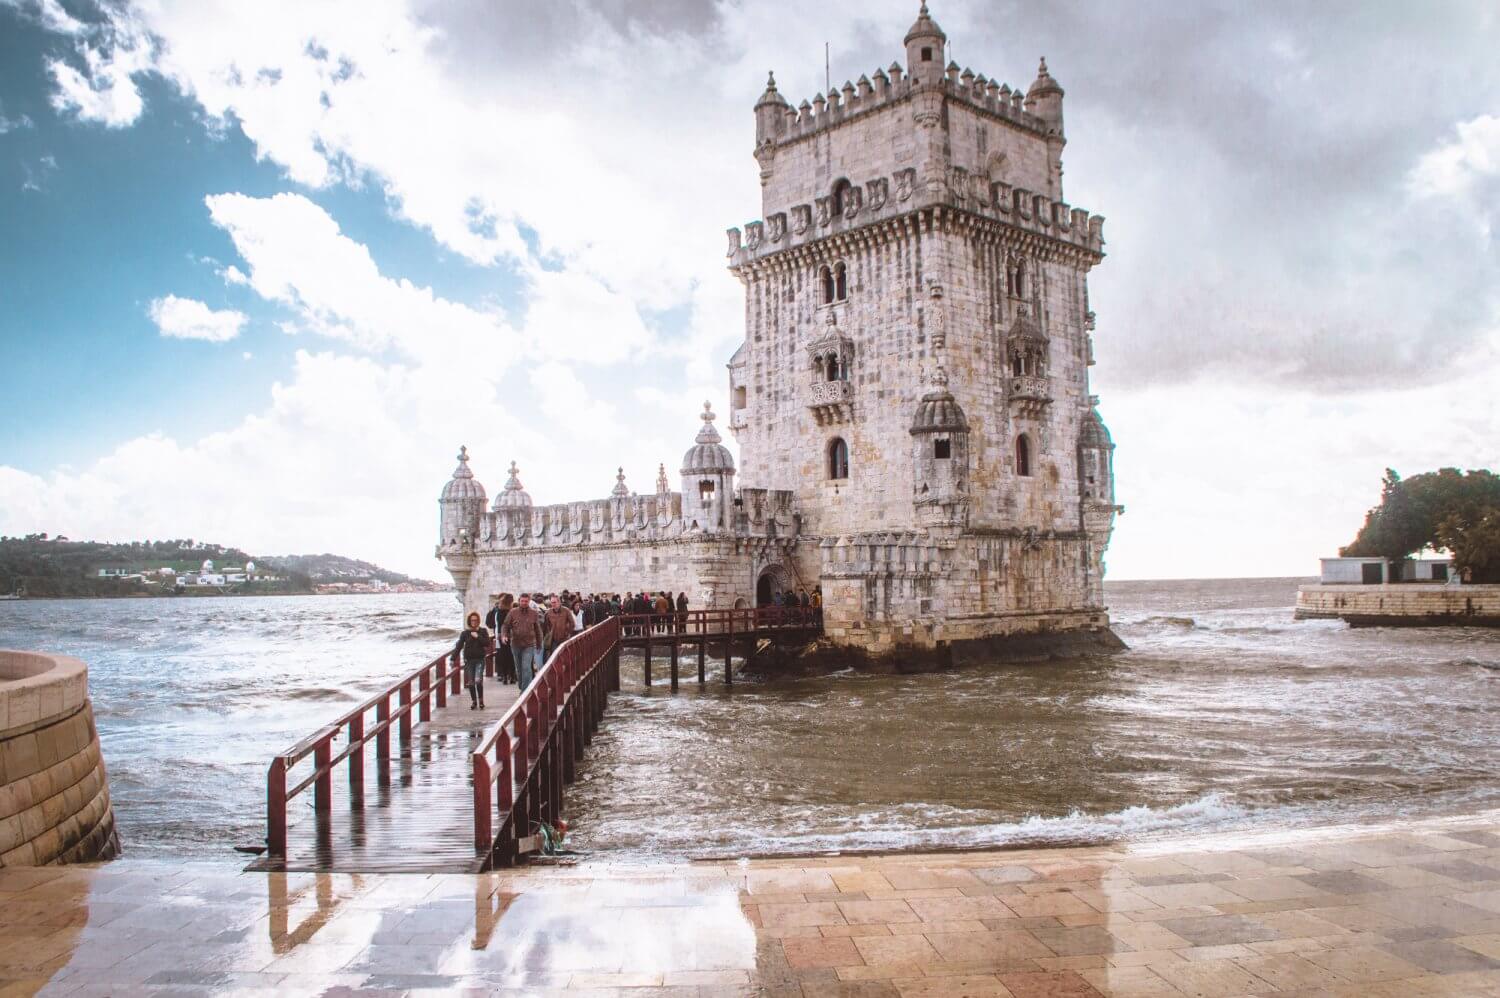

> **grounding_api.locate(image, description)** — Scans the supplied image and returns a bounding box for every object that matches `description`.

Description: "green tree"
[1342,468,1500,581]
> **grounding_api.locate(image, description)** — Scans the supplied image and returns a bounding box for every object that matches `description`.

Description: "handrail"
[471,617,620,865]
[615,605,822,633]
[265,643,467,859]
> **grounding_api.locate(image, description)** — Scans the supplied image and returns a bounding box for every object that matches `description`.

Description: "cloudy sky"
[0,0,1496,581]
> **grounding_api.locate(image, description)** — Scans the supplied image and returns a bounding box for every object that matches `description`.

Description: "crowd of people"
[451,586,823,708]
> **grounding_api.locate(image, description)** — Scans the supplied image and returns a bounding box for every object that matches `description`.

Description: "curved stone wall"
[0,650,120,866]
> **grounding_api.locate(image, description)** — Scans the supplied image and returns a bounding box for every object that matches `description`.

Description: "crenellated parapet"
[727,170,1103,269]
[757,59,1049,153]
[435,485,801,557]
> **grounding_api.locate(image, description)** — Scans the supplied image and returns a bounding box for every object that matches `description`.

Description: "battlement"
[764,62,1046,151]
[437,486,801,555]
[726,167,1104,268]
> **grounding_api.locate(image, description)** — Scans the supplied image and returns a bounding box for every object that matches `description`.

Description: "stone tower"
[725,4,1123,660]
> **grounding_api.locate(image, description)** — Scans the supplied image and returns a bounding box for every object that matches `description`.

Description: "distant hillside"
[261,553,418,585]
[0,534,445,598]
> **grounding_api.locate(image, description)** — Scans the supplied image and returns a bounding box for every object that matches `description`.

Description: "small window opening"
[934,438,951,459]
[921,46,933,62]
[831,179,851,217]
[820,265,835,305]
[1015,434,1032,477]
[1015,259,1027,297]
[1011,353,1023,376]
[828,437,850,480]
[734,386,747,409]
[699,479,716,502]
[834,261,847,300]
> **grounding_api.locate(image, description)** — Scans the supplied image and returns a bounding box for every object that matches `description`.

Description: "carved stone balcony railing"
[1008,375,1051,417]
[808,379,854,425]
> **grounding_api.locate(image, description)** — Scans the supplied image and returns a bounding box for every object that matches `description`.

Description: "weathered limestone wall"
[0,650,120,866]
[1295,584,1500,627]
[460,537,804,621]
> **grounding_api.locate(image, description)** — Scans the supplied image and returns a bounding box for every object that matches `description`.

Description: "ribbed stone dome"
[440,447,487,504]
[493,460,532,509]
[1080,409,1113,450]
[1027,57,1064,98]
[909,369,969,434]
[904,2,946,45]
[681,402,736,474]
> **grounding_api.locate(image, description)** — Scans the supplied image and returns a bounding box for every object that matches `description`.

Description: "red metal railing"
[471,617,621,869]
[265,651,465,859]
[616,605,821,636]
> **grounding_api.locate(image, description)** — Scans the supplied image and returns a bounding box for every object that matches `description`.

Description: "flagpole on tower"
[825,41,830,93]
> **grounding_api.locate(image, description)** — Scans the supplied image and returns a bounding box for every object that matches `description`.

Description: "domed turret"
[1026,57,1064,134]
[909,370,970,434]
[681,401,736,475]
[680,402,736,531]
[904,3,946,83]
[754,71,791,146]
[439,446,487,546]
[493,460,531,510]
[1078,407,1115,502]
[909,368,970,530]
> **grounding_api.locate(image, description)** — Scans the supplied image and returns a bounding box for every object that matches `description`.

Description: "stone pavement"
[3,813,1500,996]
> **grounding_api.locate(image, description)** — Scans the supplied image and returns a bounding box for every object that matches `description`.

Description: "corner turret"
[680,401,736,532]
[1026,57,1064,135]
[754,72,790,146]
[439,446,486,546]
[904,3,946,84]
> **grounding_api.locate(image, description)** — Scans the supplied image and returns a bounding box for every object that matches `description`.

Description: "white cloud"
[44,6,152,128]
[148,294,246,343]
[1408,114,1500,200]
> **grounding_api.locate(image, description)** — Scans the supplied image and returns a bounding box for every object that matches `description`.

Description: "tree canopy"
[1342,468,1500,582]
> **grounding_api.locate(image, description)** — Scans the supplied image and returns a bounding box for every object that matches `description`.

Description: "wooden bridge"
[254,607,821,873]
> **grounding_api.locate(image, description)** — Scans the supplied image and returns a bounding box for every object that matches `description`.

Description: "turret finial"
[612,466,630,497]
[458,446,469,463]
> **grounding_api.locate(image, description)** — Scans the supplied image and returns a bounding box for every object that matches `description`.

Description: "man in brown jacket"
[544,594,575,660]
[502,592,546,689]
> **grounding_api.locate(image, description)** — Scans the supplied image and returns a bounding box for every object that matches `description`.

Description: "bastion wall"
[1295,584,1500,627]
[0,650,120,866]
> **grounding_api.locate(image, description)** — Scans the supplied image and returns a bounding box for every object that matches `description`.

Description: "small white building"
[1319,557,1390,584]
[96,567,130,578]
[1401,557,1454,582]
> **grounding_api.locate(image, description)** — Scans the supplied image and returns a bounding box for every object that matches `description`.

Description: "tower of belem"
[438,5,1123,664]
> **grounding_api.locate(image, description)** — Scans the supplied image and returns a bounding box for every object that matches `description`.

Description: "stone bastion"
[0,650,120,866]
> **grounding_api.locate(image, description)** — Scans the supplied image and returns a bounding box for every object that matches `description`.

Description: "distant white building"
[1318,556,1454,585]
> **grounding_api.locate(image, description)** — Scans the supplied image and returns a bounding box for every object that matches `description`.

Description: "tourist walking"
[452,612,490,710]
[546,594,576,656]
[485,594,515,683]
[676,591,688,633]
[501,592,546,690]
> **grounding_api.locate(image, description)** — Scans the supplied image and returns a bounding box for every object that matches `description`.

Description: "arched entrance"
[756,564,793,606]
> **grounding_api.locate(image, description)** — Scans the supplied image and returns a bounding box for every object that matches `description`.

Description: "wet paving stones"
[5,813,1500,994]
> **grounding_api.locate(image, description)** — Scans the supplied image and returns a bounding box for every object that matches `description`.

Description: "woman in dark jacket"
[452,611,490,709]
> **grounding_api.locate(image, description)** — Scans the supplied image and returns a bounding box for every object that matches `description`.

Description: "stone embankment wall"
[1295,584,1500,627]
[0,650,120,865]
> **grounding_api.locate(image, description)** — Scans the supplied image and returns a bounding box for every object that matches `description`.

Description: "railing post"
[314,738,332,814]
[698,636,706,685]
[514,708,529,773]
[419,667,432,722]
[267,757,287,858]
[376,695,390,759]
[436,659,447,709]
[473,754,492,855]
[669,638,679,693]
[643,633,652,688]
[726,611,734,686]
[399,681,412,746]
[348,714,364,800]
[452,655,462,694]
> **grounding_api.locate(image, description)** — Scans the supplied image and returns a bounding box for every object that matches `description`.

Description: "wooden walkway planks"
[268,681,520,874]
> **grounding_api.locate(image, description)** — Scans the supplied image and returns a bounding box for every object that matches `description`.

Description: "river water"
[2,578,1496,864]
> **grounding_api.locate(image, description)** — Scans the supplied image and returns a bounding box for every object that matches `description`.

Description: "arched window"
[1011,352,1024,376]
[828,437,850,480]
[832,179,852,217]
[826,354,841,381]
[1014,259,1027,298]
[820,265,835,305]
[1015,434,1032,477]
[834,261,847,301]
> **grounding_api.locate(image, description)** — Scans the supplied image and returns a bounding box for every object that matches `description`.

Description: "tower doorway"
[756,565,793,606]
[756,573,773,606]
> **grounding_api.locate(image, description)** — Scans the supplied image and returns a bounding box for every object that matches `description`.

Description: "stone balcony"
[808,379,854,425]
[1008,375,1052,416]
